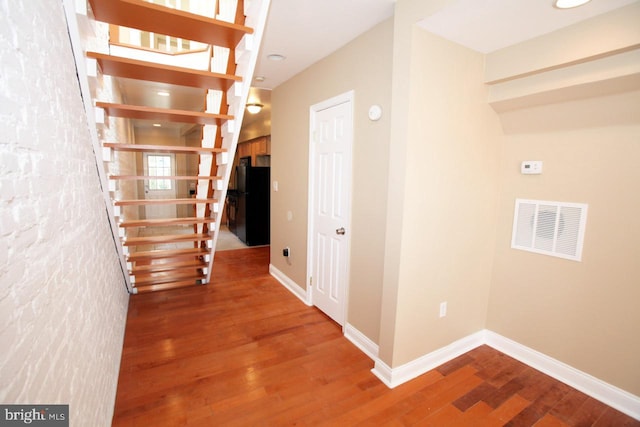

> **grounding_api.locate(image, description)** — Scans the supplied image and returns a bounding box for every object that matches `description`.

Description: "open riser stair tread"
[120,217,216,227]
[133,271,205,286]
[104,142,225,154]
[127,247,208,261]
[115,198,217,206]
[134,279,205,293]
[123,233,211,246]
[87,0,253,48]
[96,102,232,125]
[130,259,207,274]
[110,175,221,181]
[87,51,241,91]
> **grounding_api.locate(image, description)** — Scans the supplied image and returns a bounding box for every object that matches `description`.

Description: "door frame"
[306,90,354,328]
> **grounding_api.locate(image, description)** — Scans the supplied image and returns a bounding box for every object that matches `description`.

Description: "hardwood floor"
[112,247,639,426]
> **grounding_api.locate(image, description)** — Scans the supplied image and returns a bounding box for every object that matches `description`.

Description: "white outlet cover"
[439,302,447,317]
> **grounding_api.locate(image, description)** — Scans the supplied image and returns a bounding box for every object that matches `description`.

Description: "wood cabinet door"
[237,142,252,160]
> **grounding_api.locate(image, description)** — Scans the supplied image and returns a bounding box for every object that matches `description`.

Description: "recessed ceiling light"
[157,91,170,97]
[254,76,266,82]
[554,0,591,9]
[267,54,286,61]
[153,123,162,127]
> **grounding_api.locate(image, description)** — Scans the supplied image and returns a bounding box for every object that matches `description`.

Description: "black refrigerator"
[235,157,270,246]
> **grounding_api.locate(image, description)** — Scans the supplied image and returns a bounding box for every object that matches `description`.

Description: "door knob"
[336,227,346,235]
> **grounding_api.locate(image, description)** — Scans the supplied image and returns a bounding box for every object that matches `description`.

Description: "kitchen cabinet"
[229,135,270,189]
[236,135,270,168]
[237,141,252,160]
[252,136,270,157]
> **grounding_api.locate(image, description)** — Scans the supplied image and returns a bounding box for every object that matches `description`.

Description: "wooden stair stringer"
[199,0,273,285]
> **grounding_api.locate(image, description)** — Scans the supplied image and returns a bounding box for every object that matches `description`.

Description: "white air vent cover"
[511,199,588,261]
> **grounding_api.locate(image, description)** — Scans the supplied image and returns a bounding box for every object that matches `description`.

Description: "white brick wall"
[0,1,129,425]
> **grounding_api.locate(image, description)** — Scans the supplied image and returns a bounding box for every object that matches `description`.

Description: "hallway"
[112,248,639,426]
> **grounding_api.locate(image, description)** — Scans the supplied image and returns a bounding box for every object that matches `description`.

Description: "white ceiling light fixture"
[157,91,170,97]
[153,123,162,127]
[554,0,592,9]
[267,54,286,61]
[254,76,266,82]
[246,103,263,114]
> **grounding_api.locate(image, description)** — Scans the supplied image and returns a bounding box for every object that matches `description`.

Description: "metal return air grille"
[511,199,588,261]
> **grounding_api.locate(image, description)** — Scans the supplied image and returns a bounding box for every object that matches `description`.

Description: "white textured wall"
[0,1,129,425]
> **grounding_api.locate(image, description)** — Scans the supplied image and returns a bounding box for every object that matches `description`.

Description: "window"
[147,154,172,190]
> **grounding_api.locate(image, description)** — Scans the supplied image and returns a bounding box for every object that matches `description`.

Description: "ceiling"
[253,0,396,90]
[254,0,638,89]
[417,0,638,53]
[122,0,638,131]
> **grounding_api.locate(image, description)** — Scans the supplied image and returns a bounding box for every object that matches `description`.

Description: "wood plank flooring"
[112,247,639,426]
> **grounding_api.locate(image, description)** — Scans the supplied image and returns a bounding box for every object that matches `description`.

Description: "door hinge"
[309,276,312,287]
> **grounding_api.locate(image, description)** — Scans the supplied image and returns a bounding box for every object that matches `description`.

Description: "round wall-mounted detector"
[368,104,382,121]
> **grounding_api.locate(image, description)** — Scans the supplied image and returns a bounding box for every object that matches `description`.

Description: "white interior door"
[144,153,177,219]
[308,92,353,326]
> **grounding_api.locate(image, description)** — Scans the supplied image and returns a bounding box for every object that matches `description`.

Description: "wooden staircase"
[65,0,270,293]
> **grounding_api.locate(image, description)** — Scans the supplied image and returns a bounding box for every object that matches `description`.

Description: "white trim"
[344,324,379,360]
[371,331,486,389]
[365,329,639,420]
[269,264,312,306]
[485,331,640,421]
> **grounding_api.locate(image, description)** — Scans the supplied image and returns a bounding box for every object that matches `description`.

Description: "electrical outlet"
[439,302,447,318]
[283,247,290,257]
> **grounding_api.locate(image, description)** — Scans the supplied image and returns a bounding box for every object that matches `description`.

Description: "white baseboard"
[364,329,639,420]
[269,264,311,306]
[485,330,640,421]
[371,330,485,389]
[264,275,640,420]
[344,323,379,360]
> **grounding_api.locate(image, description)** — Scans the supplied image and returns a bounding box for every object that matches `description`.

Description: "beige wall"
[378,0,458,366]
[271,19,394,342]
[488,118,640,396]
[379,24,503,367]
[484,3,640,84]
[486,3,640,396]
[270,0,640,399]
